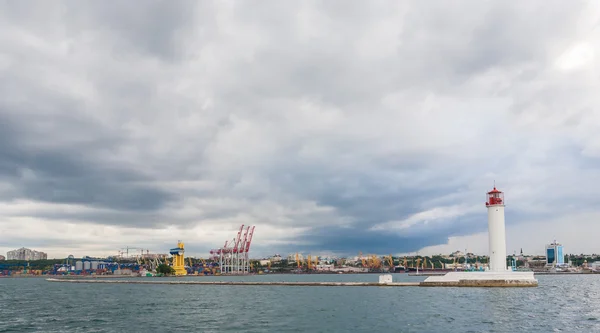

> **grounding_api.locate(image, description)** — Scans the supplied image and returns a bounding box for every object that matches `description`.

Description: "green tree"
[156,264,175,275]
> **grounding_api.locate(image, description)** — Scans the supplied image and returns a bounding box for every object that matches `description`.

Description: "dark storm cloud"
[291,225,455,255]
[0,112,175,213]
[273,170,458,227]
[1,0,599,257]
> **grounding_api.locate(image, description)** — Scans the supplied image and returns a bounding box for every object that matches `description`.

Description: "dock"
[45,278,420,287]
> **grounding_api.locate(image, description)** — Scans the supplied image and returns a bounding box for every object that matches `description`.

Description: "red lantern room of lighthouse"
[486,187,504,206]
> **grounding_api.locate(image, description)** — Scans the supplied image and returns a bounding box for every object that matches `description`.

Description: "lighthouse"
[486,186,507,272]
[422,184,538,287]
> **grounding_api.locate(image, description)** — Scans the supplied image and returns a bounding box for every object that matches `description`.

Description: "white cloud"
[1,1,600,258]
[371,204,480,233]
[417,210,600,257]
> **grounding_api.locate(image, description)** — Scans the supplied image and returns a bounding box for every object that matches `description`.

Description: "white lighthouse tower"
[422,184,538,287]
[486,186,508,272]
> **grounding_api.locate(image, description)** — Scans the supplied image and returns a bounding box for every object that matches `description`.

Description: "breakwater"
[46,278,420,287]
[45,278,537,287]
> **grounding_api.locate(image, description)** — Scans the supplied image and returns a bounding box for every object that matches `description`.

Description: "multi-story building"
[0,255,5,261]
[6,248,48,260]
[269,254,282,263]
[545,241,564,267]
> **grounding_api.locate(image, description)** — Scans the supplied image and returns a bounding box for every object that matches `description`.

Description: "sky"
[1,1,600,259]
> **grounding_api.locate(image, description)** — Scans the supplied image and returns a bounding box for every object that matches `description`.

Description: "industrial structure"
[169,241,187,276]
[50,256,136,275]
[114,247,167,260]
[210,224,255,274]
[7,247,47,260]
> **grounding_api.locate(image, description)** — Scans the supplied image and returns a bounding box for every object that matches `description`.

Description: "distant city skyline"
[1,238,585,260]
[1,2,600,259]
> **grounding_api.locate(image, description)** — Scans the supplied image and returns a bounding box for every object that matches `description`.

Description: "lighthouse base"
[421,271,537,287]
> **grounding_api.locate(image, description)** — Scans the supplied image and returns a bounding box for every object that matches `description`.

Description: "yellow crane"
[370,255,381,270]
[306,254,319,270]
[358,252,367,268]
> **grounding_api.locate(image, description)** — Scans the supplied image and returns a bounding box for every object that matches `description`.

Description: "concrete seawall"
[420,279,538,287]
[46,278,420,287]
[422,271,538,287]
[46,278,538,287]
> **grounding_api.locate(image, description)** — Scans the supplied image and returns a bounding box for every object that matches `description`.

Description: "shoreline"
[46,278,421,287]
[4,270,598,279]
[45,278,538,287]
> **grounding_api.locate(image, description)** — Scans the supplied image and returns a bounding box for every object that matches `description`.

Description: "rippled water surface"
[1,274,600,332]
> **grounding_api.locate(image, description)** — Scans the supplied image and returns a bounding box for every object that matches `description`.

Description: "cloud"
[1,1,600,259]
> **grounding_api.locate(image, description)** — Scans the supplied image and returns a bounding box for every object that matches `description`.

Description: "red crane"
[239,226,250,254]
[245,226,255,253]
[233,224,244,254]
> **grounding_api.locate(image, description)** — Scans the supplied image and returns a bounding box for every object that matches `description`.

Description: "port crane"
[386,255,394,272]
[210,224,256,274]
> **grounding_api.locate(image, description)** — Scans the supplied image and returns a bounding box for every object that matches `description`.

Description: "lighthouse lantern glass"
[487,190,504,206]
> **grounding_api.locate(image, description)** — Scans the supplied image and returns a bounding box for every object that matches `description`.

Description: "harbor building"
[545,241,565,267]
[7,248,48,260]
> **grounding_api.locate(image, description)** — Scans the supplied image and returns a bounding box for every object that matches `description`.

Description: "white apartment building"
[6,247,48,260]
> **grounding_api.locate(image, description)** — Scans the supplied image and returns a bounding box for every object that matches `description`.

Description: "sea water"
[1,274,599,332]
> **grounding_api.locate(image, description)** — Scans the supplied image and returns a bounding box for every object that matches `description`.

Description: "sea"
[1,273,599,333]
